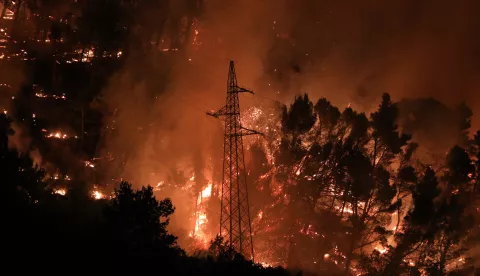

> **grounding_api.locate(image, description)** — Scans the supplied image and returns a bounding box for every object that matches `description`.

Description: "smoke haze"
[97,0,480,246]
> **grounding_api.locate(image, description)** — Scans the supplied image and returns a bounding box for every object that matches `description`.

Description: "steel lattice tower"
[207,61,261,260]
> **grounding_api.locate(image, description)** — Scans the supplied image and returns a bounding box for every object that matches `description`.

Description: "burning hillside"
[1,0,480,275]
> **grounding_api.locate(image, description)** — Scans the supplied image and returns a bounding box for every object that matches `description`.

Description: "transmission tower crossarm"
[233,86,254,94]
[237,126,264,137]
[206,105,227,118]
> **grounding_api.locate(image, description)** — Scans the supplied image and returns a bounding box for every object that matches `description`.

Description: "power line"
[254,92,282,104]
[170,93,210,114]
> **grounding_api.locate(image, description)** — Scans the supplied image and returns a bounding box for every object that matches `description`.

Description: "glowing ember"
[3,10,13,20]
[153,181,164,191]
[260,262,273,268]
[82,48,95,62]
[35,91,67,100]
[92,190,105,200]
[46,132,68,139]
[375,246,387,254]
[54,189,66,196]
[85,161,95,168]
[52,94,67,100]
[35,92,48,98]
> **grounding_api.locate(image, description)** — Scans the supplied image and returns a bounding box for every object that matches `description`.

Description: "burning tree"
[241,93,479,274]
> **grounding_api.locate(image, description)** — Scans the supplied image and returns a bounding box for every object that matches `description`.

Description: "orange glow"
[46,132,68,139]
[35,92,48,98]
[257,210,263,219]
[192,182,213,247]
[375,246,387,255]
[92,190,105,200]
[54,189,66,196]
[200,183,212,198]
[260,262,273,268]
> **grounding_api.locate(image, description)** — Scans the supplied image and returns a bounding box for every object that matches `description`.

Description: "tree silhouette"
[103,182,180,256]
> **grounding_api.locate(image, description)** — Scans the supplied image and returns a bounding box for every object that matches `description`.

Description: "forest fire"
[35,91,67,100]
[192,182,213,248]
[54,188,66,196]
[46,131,67,139]
[92,190,105,200]
[1,0,480,274]
[43,129,77,140]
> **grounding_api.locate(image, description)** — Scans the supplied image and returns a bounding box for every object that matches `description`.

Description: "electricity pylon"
[207,61,262,260]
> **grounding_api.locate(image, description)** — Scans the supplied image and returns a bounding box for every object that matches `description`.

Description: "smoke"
[1,62,27,149]
[260,0,480,119]
[96,0,292,245]
[96,0,480,250]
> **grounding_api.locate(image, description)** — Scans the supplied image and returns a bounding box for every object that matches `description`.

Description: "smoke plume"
[98,0,480,248]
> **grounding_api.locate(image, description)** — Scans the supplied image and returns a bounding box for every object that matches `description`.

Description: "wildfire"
[92,190,105,200]
[257,210,263,219]
[85,161,95,168]
[375,246,387,255]
[154,181,164,191]
[260,262,273,268]
[35,92,48,98]
[46,132,68,139]
[201,184,212,198]
[82,47,95,62]
[44,129,77,140]
[192,182,213,247]
[35,91,67,100]
[54,189,67,196]
[3,9,13,20]
[192,19,202,47]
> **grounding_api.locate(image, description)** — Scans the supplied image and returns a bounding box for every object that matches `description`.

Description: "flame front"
[54,189,66,196]
[92,190,105,200]
[192,182,213,248]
